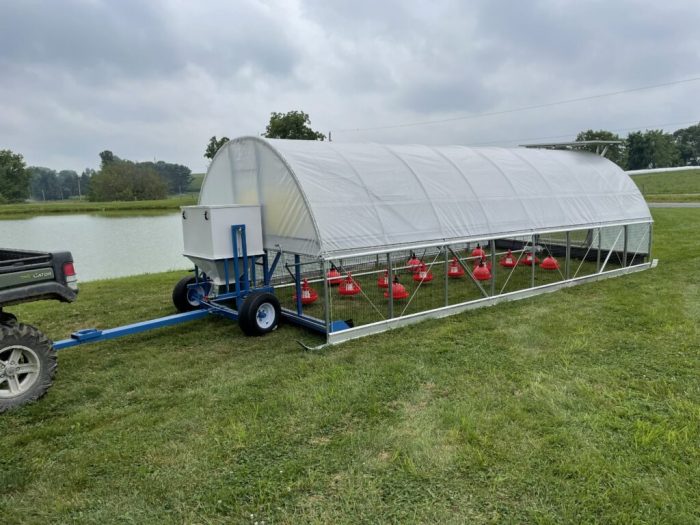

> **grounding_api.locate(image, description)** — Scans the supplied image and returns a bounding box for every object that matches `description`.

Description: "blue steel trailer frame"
[54,225,327,351]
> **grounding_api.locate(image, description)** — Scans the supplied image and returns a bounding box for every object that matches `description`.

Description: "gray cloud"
[0,0,698,173]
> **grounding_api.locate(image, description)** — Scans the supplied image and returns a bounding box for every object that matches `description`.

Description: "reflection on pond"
[0,213,190,281]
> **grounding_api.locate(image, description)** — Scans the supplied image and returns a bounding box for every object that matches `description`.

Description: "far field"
[0,195,196,219]
[1,208,698,523]
[631,168,700,201]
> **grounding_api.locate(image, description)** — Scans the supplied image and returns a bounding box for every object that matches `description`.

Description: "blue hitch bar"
[53,309,210,350]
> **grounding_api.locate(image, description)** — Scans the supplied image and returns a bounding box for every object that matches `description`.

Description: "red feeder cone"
[473,261,492,281]
[471,243,486,258]
[338,273,361,296]
[473,256,492,271]
[448,257,465,278]
[413,263,434,283]
[384,275,409,300]
[523,252,540,266]
[377,270,389,288]
[407,251,421,273]
[293,278,318,305]
[540,255,560,271]
[499,249,517,268]
[326,263,342,285]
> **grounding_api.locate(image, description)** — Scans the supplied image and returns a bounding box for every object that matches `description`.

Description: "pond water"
[0,213,191,281]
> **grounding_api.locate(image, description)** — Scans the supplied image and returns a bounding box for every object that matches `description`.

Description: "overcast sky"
[1,0,699,173]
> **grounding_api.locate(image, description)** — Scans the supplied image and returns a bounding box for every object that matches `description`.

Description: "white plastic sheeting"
[199,137,652,259]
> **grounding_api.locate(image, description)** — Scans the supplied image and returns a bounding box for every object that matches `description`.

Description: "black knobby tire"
[238,292,281,336]
[0,323,56,413]
[172,276,209,312]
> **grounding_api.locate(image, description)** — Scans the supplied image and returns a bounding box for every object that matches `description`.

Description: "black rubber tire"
[238,292,281,336]
[172,275,210,313]
[0,323,56,413]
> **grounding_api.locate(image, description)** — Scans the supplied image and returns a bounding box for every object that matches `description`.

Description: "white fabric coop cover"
[199,136,652,258]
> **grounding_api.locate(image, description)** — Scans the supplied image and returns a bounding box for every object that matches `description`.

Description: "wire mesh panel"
[270,253,328,325]
[599,225,626,273]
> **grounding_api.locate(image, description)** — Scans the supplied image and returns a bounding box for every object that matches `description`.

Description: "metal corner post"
[387,253,394,319]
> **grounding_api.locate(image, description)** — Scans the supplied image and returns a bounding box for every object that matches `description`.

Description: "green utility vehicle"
[0,248,77,412]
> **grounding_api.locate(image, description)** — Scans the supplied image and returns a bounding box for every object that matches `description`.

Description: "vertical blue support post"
[250,255,257,288]
[223,259,230,294]
[240,225,249,293]
[262,252,269,285]
[294,254,303,315]
[231,226,241,308]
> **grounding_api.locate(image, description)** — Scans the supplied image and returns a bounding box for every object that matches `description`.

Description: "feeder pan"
[447,257,465,278]
[471,244,486,258]
[499,249,517,268]
[384,275,409,300]
[293,278,318,305]
[327,264,343,285]
[413,263,434,283]
[338,273,361,296]
[522,252,540,266]
[407,252,422,273]
[540,255,560,271]
[473,261,492,281]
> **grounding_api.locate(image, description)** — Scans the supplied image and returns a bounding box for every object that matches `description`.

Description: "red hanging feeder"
[326,263,343,285]
[473,260,492,281]
[447,257,465,278]
[377,270,389,288]
[293,278,318,305]
[407,252,422,273]
[384,275,409,300]
[338,273,361,296]
[540,255,560,271]
[522,252,540,266]
[471,243,486,258]
[499,249,517,268]
[413,263,434,283]
[473,256,492,271]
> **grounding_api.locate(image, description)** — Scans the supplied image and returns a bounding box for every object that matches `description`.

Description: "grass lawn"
[0,195,197,219]
[1,209,698,523]
[632,168,700,201]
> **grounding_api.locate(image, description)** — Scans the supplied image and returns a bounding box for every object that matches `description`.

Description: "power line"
[331,76,700,133]
[464,118,700,147]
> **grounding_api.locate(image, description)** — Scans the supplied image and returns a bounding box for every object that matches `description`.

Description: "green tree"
[28,166,60,201]
[0,149,31,203]
[88,161,167,202]
[626,130,681,170]
[263,111,325,140]
[204,136,229,160]
[575,129,626,168]
[672,123,700,166]
[139,161,192,193]
[58,170,79,199]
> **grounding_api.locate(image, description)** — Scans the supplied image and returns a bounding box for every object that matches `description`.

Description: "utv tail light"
[63,261,78,291]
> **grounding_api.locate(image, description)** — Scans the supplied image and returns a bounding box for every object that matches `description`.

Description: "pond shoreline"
[0,195,197,219]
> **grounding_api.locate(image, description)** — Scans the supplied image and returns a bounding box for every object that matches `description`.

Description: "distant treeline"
[576,123,700,170]
[26,150,193,202]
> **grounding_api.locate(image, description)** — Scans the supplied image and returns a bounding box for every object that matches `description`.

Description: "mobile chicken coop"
[172,136,653,344]
[56,136,653,350]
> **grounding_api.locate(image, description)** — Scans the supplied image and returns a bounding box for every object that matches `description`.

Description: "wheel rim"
[0,345,41,399]
[186,283,208,307]
[255,303,276,330]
